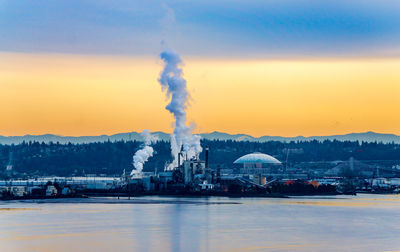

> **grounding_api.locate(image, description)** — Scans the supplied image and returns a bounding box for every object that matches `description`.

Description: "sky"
[0,0,399,137]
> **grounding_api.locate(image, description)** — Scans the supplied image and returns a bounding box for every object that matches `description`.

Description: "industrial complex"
[2,143,400,200]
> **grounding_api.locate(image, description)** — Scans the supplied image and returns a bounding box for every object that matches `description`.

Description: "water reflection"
[1,194,400,252]
[170,204,182,252]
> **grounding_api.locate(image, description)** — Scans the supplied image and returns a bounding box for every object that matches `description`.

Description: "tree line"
[0,139,399,177]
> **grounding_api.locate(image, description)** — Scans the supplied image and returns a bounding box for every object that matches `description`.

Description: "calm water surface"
[1,194,400,252]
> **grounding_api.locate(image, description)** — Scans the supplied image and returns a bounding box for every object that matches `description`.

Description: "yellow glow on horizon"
[0,52,399,137]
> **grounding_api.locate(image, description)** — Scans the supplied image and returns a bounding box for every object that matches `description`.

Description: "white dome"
[233,152,281,164]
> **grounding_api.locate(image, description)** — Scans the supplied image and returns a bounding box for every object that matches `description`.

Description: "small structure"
[372,178,390,188]
[325,157,373,177]
[198,181,214,191]
[61,187,72,195]
[46,185,58,196]
[250,174,267,185]
[11,186,27,197]
[158,171,173,190]
[183,159,206,184]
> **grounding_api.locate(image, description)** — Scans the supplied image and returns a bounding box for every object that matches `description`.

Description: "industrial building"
[234,152,282,174]
[127,146,215,192]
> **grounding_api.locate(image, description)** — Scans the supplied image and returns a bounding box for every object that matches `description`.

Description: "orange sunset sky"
[1,1,400,137]
[1,52,399,137]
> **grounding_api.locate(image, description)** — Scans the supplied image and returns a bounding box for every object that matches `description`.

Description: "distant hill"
[0,132,170,145]
[0,131,399,145]
[202,131,400,144]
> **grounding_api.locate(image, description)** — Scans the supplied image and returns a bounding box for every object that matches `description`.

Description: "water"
[1,194,400,252]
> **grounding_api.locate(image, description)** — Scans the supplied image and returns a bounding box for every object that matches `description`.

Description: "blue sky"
[1,0,400,57]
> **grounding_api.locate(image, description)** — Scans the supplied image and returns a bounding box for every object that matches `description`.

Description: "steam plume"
[158,49,202,170]
[131,130,157,176]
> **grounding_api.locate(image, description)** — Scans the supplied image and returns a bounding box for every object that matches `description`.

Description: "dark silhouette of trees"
[0,139,399,176]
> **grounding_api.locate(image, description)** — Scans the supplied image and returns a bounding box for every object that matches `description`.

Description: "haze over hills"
[0,131,399,145]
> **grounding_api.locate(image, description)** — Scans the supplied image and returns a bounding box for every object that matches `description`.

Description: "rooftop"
[233,152,281,164]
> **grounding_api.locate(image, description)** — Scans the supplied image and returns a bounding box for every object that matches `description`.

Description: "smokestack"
[217,164,221,183]
[178,151,181,168]
[205,146,209,169]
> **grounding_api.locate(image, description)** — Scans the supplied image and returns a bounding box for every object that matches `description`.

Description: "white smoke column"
[158,49,202,170]
[141,129,157,146]
[131,130,157,176]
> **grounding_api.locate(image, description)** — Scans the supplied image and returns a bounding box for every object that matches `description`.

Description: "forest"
[1,139,399,177]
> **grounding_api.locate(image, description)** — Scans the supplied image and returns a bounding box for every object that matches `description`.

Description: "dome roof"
[233,152,281,164]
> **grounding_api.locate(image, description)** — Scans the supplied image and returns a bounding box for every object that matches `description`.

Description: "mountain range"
[0,131,399,145]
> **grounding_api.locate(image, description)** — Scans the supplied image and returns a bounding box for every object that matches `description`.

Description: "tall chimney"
[205,146,209,169]
[177,145,184,168]
[217,164,221,183]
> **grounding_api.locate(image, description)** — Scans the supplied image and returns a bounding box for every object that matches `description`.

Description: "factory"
[120,147,290,196]
[126,146,216,192]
